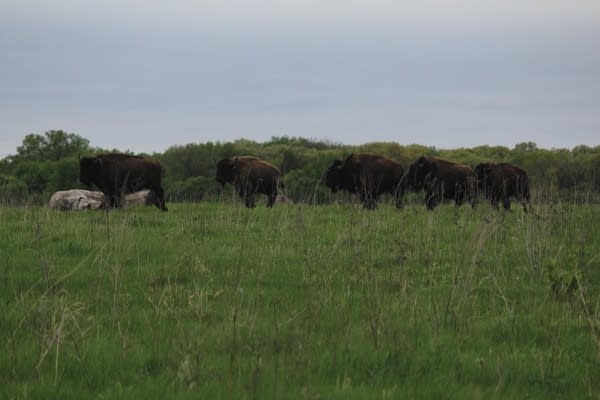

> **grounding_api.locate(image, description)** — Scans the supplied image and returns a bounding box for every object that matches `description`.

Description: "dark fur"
[216,156,282,208]
[474,162,531,211]
[406,156,477,210]
[79,153,167,211]
[325,153,405,209]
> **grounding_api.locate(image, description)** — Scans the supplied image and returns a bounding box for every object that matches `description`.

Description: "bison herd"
[325,154,530,211]
[67,152,531,212]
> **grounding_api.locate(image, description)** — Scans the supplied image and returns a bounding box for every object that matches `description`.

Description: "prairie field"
[1,200,599,399]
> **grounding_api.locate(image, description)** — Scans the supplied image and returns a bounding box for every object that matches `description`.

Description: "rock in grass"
[48,189,156,210]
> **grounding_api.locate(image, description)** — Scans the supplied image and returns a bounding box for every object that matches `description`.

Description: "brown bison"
[406,156,477,210]
[79,153,168,211]
[474,162,531,211]
[325,153,405,209]
[216,156,282,208]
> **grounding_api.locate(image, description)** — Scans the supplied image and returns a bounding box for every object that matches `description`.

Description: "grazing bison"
[474,162,531,211]
[216,156,282,208]
[406,156,477,210]
[325,153,405,209]
[79,153,168,211]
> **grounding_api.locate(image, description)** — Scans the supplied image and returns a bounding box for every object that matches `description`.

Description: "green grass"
[1,200,599,399]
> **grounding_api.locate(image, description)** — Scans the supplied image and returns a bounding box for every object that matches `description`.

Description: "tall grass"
[0,198,599,399]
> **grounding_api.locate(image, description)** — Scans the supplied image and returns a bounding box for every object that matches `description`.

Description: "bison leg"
[462,188,477,209]
[454,189,465,207]
[488,186,501,210]
[105,190,121,209]
[244,193,256,208]
[468,179,477,209]
[358,192,368,208]
[369,191,379,209]
[490,197,499,210]
[395,197,403,209]
[490,192,499,210]
[242,185,256,208]
[425,190,438,210]
[236,183,254,208]
[236,185,245,199]
[266,189,277,208]
[518,186,531,212]
[452,183,463,207]
[502,193,511,211]
[367,195,378,210]
[360,192,377,210]
[153,186,168,211]
[425,180,442,210]
[394,186,404,209]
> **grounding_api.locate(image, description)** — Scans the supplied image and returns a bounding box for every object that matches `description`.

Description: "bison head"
[215,157,238,187]
[79,156,101,187]
[474,163,492,179]
[474,162,493,190]
[325,157,360,194]
[325,160,345,192]
[406,156,432,191]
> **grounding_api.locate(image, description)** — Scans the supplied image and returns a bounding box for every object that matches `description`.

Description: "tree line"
[1,130,600,205]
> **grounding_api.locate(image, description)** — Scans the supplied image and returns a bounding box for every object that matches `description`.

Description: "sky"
[1,0,600,158]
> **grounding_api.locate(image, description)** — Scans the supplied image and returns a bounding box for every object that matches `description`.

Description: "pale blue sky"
[1,1,600,157]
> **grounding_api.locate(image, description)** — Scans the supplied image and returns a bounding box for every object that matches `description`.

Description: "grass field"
[1,199,599,399]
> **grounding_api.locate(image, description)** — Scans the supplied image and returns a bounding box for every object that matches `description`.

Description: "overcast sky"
[1,0,600,157]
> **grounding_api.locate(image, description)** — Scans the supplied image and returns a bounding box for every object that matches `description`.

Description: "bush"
[164,176,209,202]
[0,175,28,205]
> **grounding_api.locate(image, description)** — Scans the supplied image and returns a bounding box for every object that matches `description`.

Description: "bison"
[325,153,405,209]
[474,162,531,211]
[216,156,282,208]
[406,156,477,210]
[79,153,168,211]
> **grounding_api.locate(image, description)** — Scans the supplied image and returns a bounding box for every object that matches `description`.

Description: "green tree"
[2,131,93,202]
[16,130,90,161]
[513,141,539,153]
